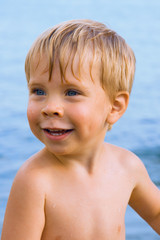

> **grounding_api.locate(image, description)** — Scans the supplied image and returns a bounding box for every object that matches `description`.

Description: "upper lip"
[41,127,73,131]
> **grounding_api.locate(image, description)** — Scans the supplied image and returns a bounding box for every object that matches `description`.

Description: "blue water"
[0,0,160,239]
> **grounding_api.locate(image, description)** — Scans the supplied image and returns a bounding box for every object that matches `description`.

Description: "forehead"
[29,50,101,85]
[29,53,49,77]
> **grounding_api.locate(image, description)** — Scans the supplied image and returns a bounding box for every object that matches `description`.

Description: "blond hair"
[25,19,135,102]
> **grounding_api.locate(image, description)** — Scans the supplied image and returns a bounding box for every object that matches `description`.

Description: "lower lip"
[43,130,73,141]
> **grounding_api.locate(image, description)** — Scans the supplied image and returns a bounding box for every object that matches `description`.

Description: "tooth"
[51,132,63,136]
[45,129,71,135]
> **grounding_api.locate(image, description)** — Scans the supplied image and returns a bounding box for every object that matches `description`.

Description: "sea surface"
[0,0,160,239]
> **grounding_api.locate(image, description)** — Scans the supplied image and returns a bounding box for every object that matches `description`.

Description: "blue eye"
[33,89,46,95]
[66,90,79,96]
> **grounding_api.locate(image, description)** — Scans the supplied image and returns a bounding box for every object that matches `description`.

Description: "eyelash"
[65,89,80,96]
[31,88,46,96]
[30,88,81,97]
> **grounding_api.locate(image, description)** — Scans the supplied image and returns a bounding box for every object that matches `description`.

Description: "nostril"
[53,112,59,116]
[42,111,48,116]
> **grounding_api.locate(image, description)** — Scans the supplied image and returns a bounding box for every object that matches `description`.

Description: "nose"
[41,99,64,118]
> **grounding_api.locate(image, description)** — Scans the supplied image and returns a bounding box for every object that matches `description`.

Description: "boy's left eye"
[66,90,80,96]
[32,88,46,95]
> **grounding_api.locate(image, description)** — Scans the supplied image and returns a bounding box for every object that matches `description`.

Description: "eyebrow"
[61,81,90,90]
[27,81,45,88]
[28,76,92,91]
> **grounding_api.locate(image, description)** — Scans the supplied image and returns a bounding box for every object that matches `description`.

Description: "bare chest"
[41,176,131,240]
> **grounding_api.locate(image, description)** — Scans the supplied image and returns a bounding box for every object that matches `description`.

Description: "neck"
[44,141,106,175]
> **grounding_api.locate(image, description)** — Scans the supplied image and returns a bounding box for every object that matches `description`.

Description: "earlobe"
[106,91,129,125]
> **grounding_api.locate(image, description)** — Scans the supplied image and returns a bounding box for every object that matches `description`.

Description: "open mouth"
[44,129,73,136]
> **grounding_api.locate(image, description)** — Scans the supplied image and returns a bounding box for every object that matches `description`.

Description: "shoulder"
[14,147,62,194]
[104,142,139,161]
[103,143,152,197]
[13,149,54,195]
[104,142,146,177]
[1,151,48,239]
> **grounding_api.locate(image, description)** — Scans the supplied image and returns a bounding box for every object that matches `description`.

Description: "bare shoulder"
[104,142,144,171]
[7,148,50,217]
[104,143,160,234]
[16,150,47,184]
[103,142,149,187]
[14,148,57,191]
[1,149,51,239]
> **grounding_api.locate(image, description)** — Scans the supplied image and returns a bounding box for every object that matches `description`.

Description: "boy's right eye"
[32,88,46,96]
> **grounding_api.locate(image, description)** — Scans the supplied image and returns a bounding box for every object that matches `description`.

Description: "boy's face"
[27,55,112,157]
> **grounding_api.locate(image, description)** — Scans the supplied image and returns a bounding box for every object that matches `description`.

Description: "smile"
[43,129,73,139]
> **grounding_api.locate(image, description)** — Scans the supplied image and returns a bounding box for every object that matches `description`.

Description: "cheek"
[27,101,39,125]
[27,102,42,140]
[69,105,89,121]
[68,104,103,131]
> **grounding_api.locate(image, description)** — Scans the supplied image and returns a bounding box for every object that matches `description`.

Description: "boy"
[1,19,160,240]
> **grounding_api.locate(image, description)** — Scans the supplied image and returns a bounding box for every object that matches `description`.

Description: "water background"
[0,0,160,239]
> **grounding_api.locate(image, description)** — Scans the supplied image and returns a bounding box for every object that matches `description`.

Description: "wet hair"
[25,19,136,102]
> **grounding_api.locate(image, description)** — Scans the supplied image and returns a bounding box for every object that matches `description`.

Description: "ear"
[106,91,129,125]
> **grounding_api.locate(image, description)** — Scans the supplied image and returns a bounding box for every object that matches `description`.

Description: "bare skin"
[2,144,160,240]
[1,56,160,239]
